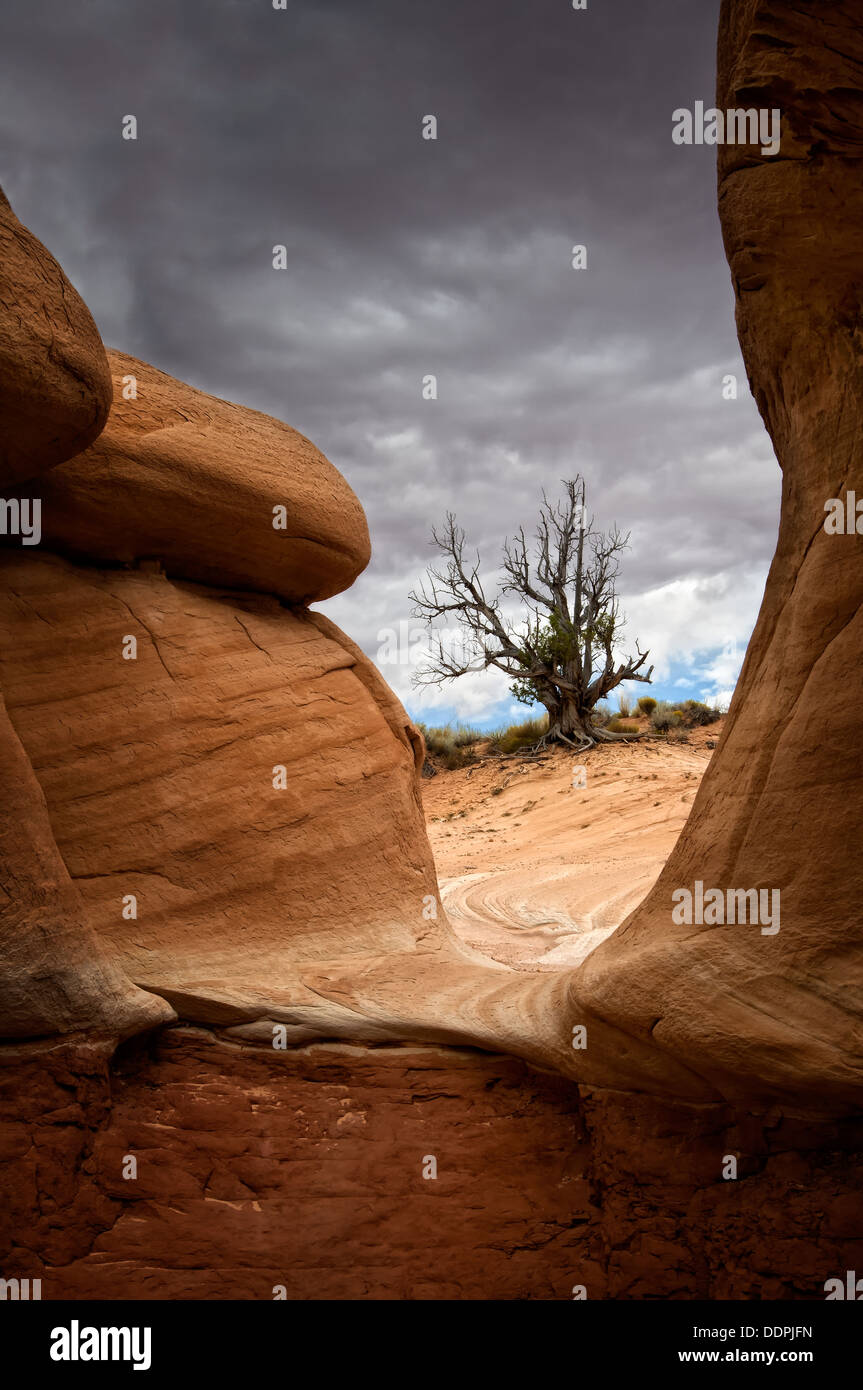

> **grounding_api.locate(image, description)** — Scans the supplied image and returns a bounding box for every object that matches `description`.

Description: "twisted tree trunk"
[538,695,642,750]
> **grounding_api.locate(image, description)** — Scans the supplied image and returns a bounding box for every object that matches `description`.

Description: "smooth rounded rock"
[0,184,112,488]
[26,351,371,604]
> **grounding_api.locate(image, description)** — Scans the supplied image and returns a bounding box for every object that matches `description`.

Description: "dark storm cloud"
[0,0,777,714]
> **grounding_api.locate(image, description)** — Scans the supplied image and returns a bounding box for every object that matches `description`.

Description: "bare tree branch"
[408,478,652,746]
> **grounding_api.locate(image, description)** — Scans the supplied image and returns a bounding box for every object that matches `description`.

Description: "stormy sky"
[0,0,780,728]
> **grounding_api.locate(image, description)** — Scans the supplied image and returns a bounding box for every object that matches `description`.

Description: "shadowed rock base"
[1,1030,860,1300]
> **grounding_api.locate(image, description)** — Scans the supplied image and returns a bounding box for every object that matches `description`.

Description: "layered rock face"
[2,355,507,1060]
[0,194,172,1042]
[3,1030,861,1300]
[0,691,172,1041]
[0,551,444,1029]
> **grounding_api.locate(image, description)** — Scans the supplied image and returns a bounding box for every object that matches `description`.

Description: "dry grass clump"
[489,715,548,754]
[416,722,483,769]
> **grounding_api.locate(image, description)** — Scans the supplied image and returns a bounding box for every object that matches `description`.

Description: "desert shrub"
[416,723,454,757]
[453,723,483,747]
[416,723,476,767]
[617,693,632,717]
[637,697,657,716]
[606,719,640,735]
[676,699,721,728]
[592,703,612,727]
[490,715,548,754]
[650,703,682,733]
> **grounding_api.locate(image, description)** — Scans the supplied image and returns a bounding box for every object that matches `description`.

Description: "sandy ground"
[422,722,724,971]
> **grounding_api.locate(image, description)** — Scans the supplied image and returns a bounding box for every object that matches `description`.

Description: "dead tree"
[409,478,653,750]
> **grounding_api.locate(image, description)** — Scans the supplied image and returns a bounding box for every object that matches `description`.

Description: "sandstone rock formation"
[0,185,173,1042]
[0,548,445,1031]
[0,688,171,1040]
[2,336,698,1097]
[0,187,112,489]
[569,0,863,1114]
[5,1028,860,1301]
[23,350,371,604]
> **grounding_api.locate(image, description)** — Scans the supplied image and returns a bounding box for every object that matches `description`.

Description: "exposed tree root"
[532,723,644,753]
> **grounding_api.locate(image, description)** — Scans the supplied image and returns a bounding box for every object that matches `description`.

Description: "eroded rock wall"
[0,551,441,1024]
[2,1030,860,1300]
[0,190,174,1043]
[571,0,863,1114]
